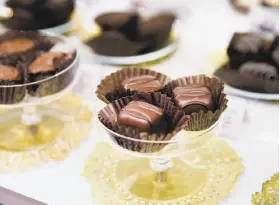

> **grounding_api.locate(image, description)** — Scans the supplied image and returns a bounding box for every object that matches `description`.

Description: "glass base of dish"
[115,158,209,200]
[84,139,244,205]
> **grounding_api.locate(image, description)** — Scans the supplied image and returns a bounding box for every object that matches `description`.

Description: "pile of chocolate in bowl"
[214,32,279,94]
[97,68,228,153]
[0,0,75,30]
[86,12,176,56]
[0,30,77,104]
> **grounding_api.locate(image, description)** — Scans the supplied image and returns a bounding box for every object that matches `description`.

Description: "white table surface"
[0,0,278,204]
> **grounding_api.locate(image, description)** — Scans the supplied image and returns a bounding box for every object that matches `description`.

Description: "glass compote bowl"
[97,116,219,201]
[0,33,80,152]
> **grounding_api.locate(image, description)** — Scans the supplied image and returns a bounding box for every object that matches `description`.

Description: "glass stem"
[21,106,41,126]
[150,158,172,183]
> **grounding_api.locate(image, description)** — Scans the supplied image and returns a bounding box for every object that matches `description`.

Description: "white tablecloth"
[0,0,278,204]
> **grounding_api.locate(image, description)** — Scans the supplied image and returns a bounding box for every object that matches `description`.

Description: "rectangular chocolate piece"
[122,75,162,92]
[118,100,164,132]
[0,187,46,205]
[173,85,214,115]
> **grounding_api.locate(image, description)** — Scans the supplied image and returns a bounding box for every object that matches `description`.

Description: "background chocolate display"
[215,32,279,93]
[86,11,176,56]
[1,0,75,30]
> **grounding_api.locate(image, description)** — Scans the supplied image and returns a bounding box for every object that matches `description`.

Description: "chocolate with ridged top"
[118,101,164,132]
[122,75,162,92]
[173,85,214,115]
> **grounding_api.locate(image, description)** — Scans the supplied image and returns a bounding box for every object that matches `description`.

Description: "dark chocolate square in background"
[0,187,47,205]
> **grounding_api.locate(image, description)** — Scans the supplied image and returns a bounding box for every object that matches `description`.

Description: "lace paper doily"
[0,93,93,172]
[252,173,279,205]
[83,138,244,205]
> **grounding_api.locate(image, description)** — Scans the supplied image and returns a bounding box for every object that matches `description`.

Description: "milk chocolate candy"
[118,100,164,132]
[122,75,162,92]
[0,38,35,57]
[27,51,76,97]
[173,85,214,115]
[0,64,25,104]
[227,32,265,69]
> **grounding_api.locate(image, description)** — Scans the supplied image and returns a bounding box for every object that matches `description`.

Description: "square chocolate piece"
[227,33,265,69]
[118,100,164,132]
[122,75,162,92]
[173,85,214,115]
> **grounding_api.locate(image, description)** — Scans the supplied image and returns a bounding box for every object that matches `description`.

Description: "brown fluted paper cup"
[164,75,228,131]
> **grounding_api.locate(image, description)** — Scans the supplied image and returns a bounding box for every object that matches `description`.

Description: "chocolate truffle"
[0,38,35,57]
[122,75,162,92]
[227,33,265,69]
[0,64,21,82]
[173,85,214,115]
[118,100,164,132]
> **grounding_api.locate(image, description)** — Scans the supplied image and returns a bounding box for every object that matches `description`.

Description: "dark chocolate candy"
[173,85,214,115]
[6,0,46,9]
[118,100,164,132]
[122,75,162,92]
[139,13,176,50]
[87,31,149,56]
[238,61,278,80]
[214,63,279,93]
[95,12,139,40]
[0,64,21,81]
[3,0,74,30]
[0,38,35,57]
[269,35,279,69]
[227,33,265,69]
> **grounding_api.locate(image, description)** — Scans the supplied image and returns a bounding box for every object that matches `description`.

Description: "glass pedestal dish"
[84,118,244,204]
[0,34,93,172]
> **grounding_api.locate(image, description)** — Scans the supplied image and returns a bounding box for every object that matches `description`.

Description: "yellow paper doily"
[83,138,244,205]
[252,173,279,205]
[0,92,93,172]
